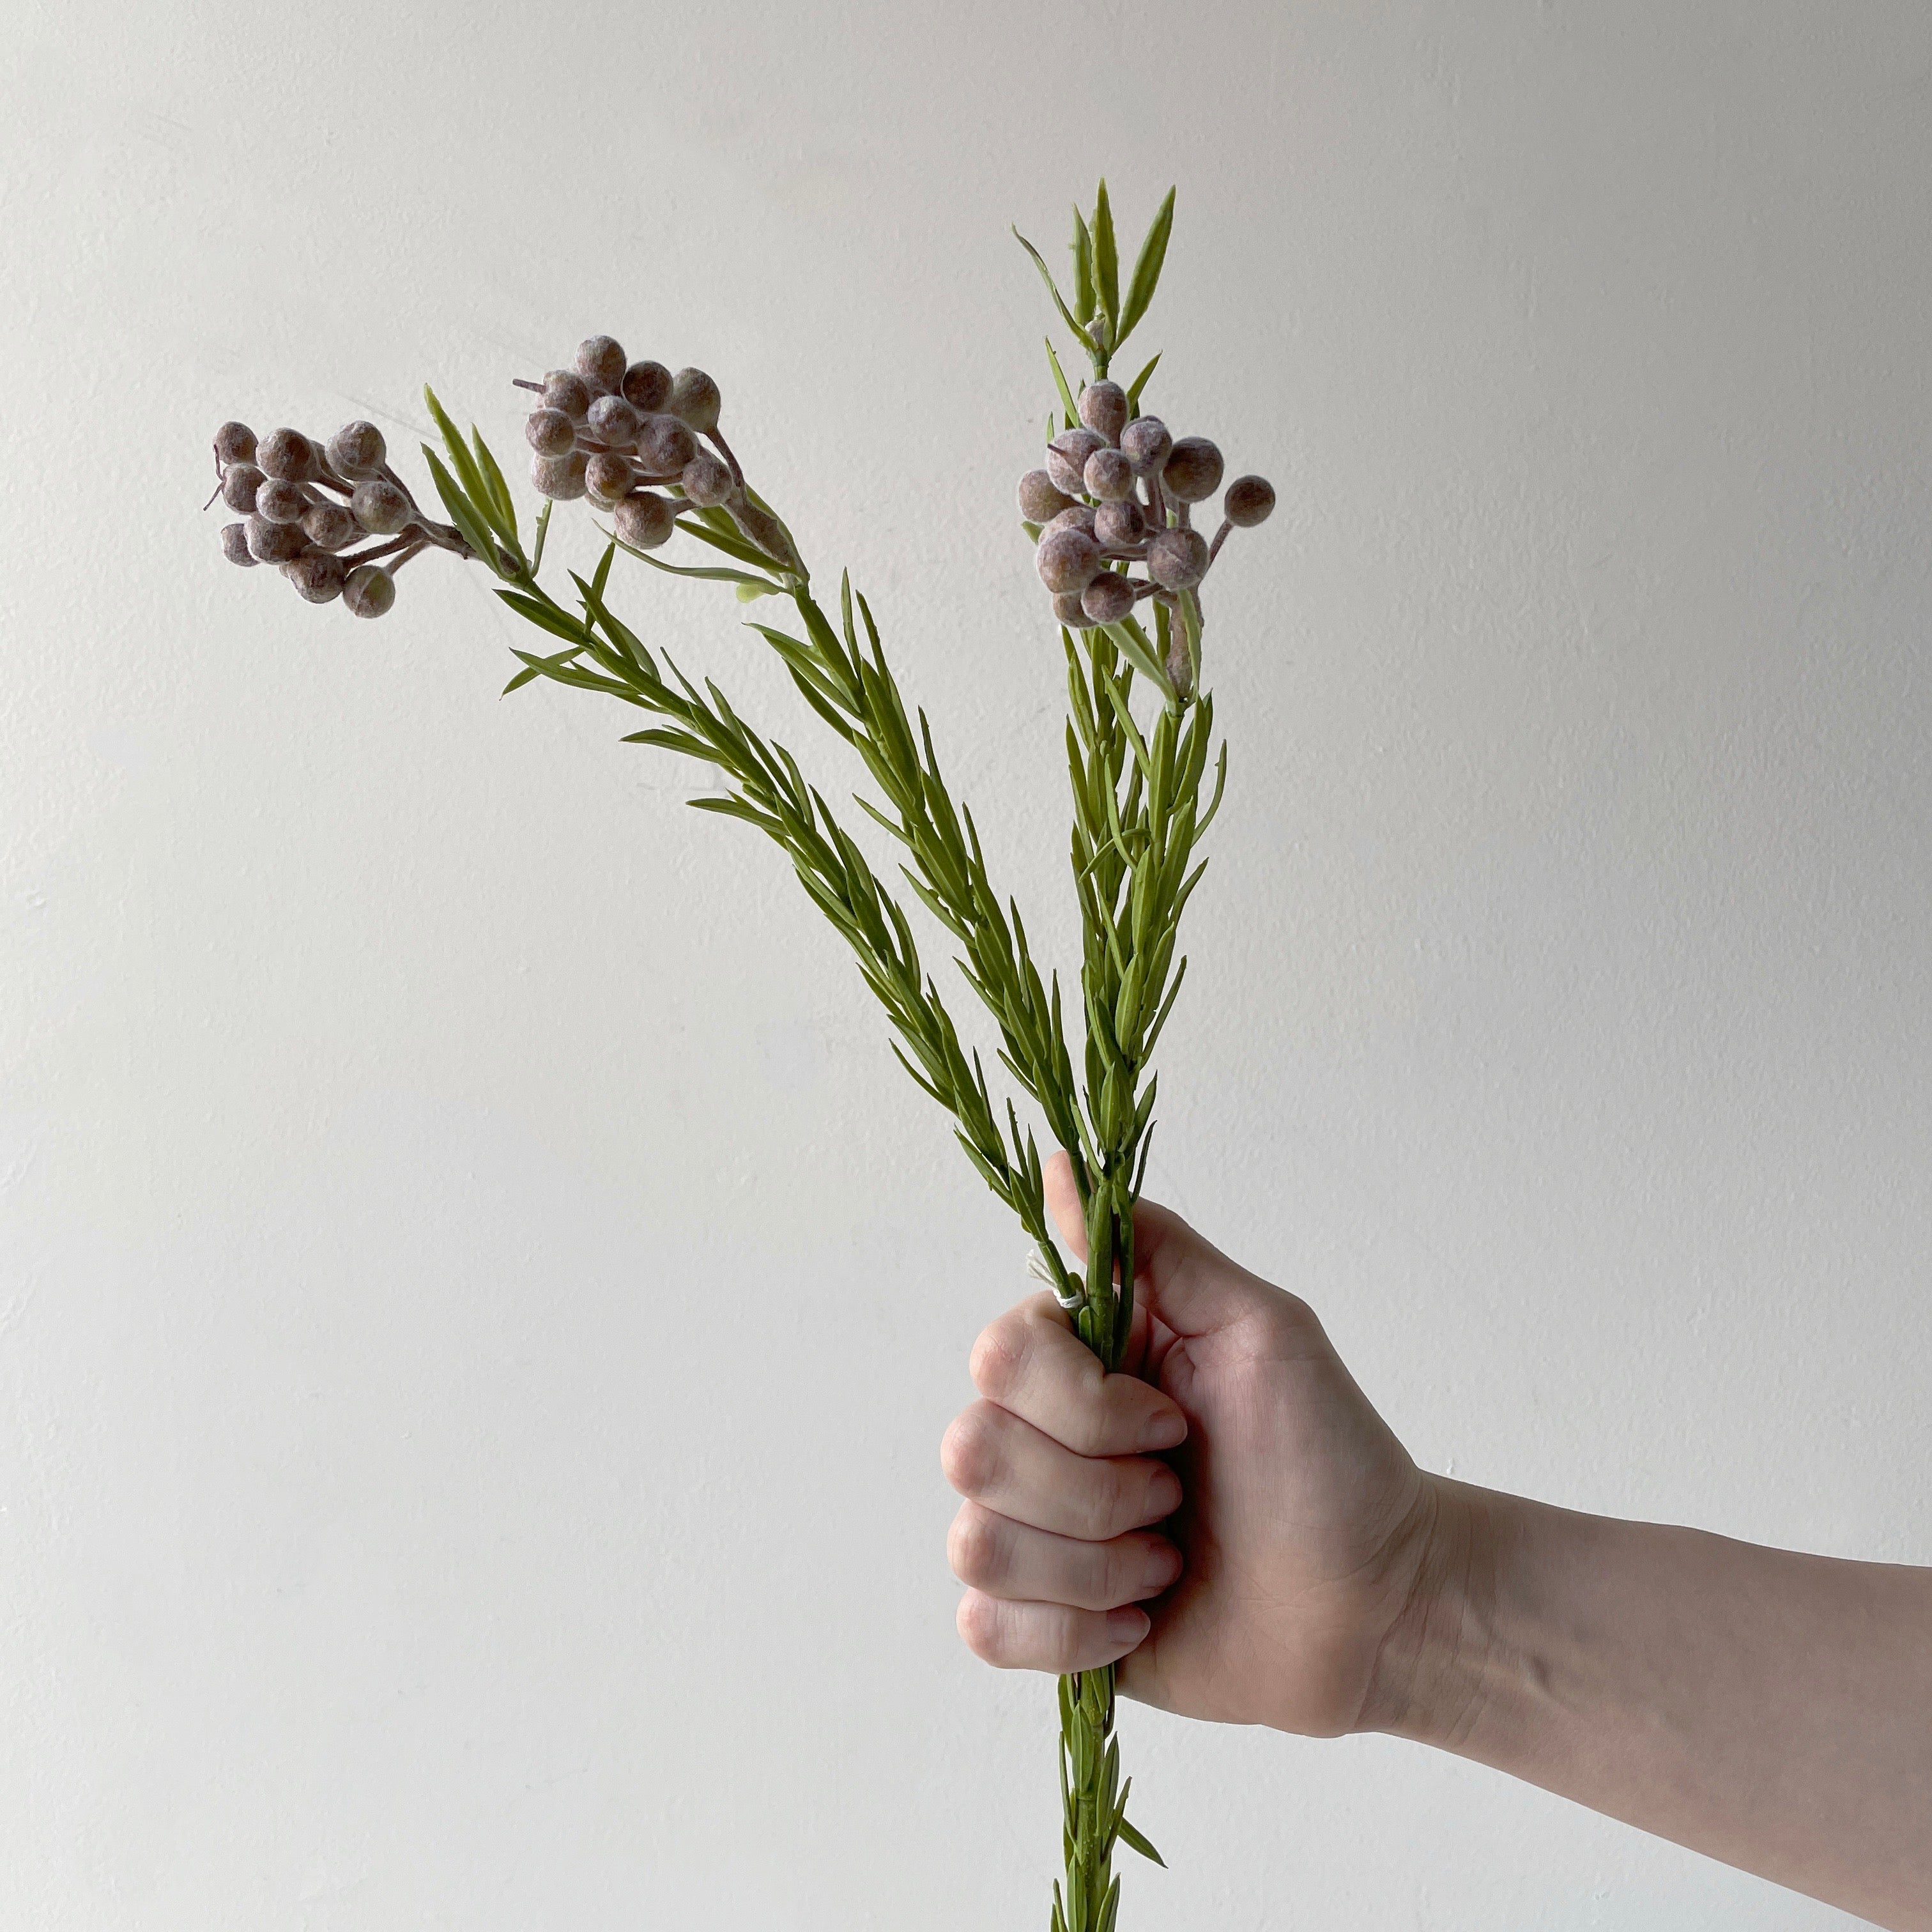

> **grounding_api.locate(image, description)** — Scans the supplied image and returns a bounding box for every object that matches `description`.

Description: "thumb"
[1043,1149,1255,1338]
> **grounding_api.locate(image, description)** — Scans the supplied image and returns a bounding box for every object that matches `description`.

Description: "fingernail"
[1137,1407,1187,1452]
[1142,1542,1183,1592]
[1150,1468,1183,1516]
[1106,1607,1149,1649]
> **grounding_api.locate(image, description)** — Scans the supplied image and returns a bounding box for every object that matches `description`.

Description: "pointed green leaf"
[422,387,505,540]
[530,498,552,574]
[1013,226,1096,353]
[422,447,503,573]
[1044,338,1080,430]
[1070,206,1096,325]
[1126,352,1162,414]
[470,427,518,540]
[1116,1815,1165,1867]
[1091,180,1119,336]
[1100,618,1175,705]
[1116,186,1175,346]
[494,586,589,645]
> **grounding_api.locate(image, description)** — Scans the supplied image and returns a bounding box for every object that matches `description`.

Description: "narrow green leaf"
[422,387,490,507]
[422,448,504,573]
[1100,619,1175,705]
[1116,186,1175,346]
[493,586,587,645]
[530,498,552,574]
[1126,353,1162,414]
[1070,206,1096,325]
[677,515,786,572]
[1013,226,1096,353]
[470,427,519,542]
[1044,339,1080,430]
[1116,1816,1165,1867]
[625,546,778,586]
[1091,180,1120,337]
[687,793,779,831]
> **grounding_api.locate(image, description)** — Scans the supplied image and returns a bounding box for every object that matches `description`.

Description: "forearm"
[1372,1477,1932,1929]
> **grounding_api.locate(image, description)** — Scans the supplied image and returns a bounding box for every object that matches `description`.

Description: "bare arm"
[1376,1482,1932,1929]
[940,1154,1932,1928]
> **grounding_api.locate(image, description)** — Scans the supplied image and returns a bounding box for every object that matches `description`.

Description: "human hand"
[940,1151,1445,1735]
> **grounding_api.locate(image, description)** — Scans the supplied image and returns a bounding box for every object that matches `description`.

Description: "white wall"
[4,3,1928,1926]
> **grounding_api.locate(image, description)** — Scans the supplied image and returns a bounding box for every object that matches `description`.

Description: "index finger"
[970,1292,1188,1458]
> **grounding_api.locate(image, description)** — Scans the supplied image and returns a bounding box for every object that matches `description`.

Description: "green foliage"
[1015,183,1177,382]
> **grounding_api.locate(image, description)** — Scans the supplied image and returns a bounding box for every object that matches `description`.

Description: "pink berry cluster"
[208,418,469,618]
[1019,379,1274,632]
[518,335,750,560]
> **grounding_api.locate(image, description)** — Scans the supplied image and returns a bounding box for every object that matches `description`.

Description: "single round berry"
[1036,526,1103,594]
[586,394,640,449]
[1223,474,1276,527]
[342,564,396,619]
[1051,590,1094,627]
[256,476,310,525]
[214,422,257,466]
[576,335,627,391]
[668,367,721,433]
[526,408,576,458]
[1045,428,1105,498]
[245,513,308,563]
[257,427,318,482]
[283,551,349,604]
[1046,504,1097,535]
[530,451,590,501]
[586,452,636,509]
[1118,416,1172,475]
[1017,469,1072,522]
[1162,436,1224,503]
[680,450,734,508]
[1080,571,1135,624]
[303,502,358,551]
[622,360,673,411]
[220,521,258,567]
[220,462,264,514]
[327,420,387,479]
[1077,380,1129,443]
[1094,499,1146,548]
[638,413,697,475]
[351,477,412,534]
[1148,527,1209,590]
[1084,447,1135,502]
[615,489,675,551]
[544,371,594,422]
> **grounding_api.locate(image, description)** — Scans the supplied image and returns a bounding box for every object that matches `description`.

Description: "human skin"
[939,1152,1932,1929]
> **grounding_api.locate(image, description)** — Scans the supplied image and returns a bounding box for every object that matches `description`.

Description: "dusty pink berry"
[544,371,594,421]
[1045,428,1105,498]
[1223,475,1276,526]
[587,394,641,448]
[1035,526,1102,594]
[1077,380,1129,443]
[576,335,627,391]
[283,551,349,604]
[526,408,576,457]
[680,450,733,508]
[1162,436,1223,503]
[326,421,387,479]
[638,413,697,476]
[342,564,396,619]
[615,489,675,551]
[1046,504,1097,535]
[530,451,590,501]
[586,452,636,509]
[220,463,264,514]
[245,513,307,564]
[1084,447,1135,502]
[351,477,412,534]
[622,360,673,411]
[1118,416,1172,475]
[1094,499,1146,548]
[668,367,721,432]
[302,502,358,551]
[220,521,258,567]
[1051,590,1093,627]
[256,476,310,525]
[1080,571,1135,624]
[257,427,318,483]
[1148,527,1209,589]
[214,422,257,465]
[1018,469,1072,522]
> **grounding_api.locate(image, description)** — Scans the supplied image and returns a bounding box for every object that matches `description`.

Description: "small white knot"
[1026,1245,1085,1310]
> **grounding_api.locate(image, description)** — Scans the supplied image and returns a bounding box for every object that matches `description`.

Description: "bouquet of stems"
[204,182,1275,1931]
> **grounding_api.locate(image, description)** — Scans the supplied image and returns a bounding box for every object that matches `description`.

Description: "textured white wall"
[4,3,1928,1926]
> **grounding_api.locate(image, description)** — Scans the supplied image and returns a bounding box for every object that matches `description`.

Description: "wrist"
[1356,1474,1515,1747]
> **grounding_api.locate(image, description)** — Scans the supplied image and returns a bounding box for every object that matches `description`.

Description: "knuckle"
[1082,1462,1130,1540]
[939,1405,1001,1496]
[956,1590,1011,1665]
[968,1318,1027,1400]
[947,1504,1006,1588]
